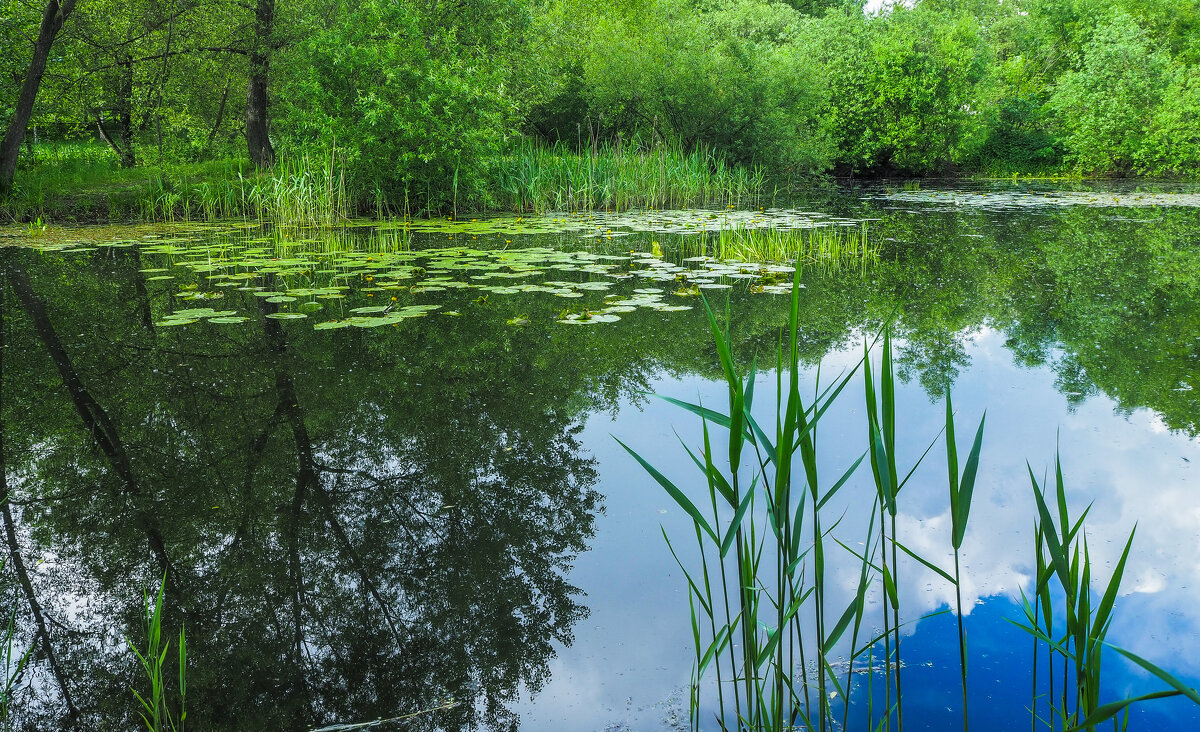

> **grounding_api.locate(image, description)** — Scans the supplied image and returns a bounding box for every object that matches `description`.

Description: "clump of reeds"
[494,138,764,213]
[618,265,885,731]
[132,151,349,227]
[1017,456,1200,730]
[127,574,186,732]
[623,270,1200,731]
[244,149,350,227]
[715,222,877,265]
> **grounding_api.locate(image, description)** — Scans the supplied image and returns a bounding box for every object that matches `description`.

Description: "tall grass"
[7,138,768,223]
[244,150,350,227]
[618,265,878,731]
[712,222,877,265]
[494,138,765,213]
[5,144,348,227]
[128,574,186,732]
[1014,456,1200,730]
[135,152,349,227]
[623,271,1200,731]
[944,390,986,732]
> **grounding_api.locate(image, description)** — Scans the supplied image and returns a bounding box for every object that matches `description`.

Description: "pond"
[2,182,1200,730]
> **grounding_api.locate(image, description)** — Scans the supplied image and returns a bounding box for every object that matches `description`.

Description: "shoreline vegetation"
[2,139,1194,228]
[4,1,1200,225]
[2,140,769,225]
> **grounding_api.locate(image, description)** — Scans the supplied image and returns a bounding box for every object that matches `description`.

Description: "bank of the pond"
[2,141,771,225]
[11,140,1196,227]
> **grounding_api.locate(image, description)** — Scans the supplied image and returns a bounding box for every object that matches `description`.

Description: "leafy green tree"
[801,3,987,174]
[276,0,527,210]
[0,0,78,194]
[1050,11,1168,173]
[1137,64,1200,174]
[557,0,834,175]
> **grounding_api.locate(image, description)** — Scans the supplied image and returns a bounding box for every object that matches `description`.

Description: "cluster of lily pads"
[873,188,1200,211]
[377,207,867,241]
[12,216,822,331]
[131,233,807,328]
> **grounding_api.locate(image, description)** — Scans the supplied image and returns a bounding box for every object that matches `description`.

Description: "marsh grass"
[245,150,350,227]
[623,271,1200,731]
[6,144,349,227]
[128,574,186,732]
[4,153,254,224]
[495,139,765,213]
[618,265,883,731]
[712,223,876,266]
[1015,457,1200,730]
[8,139,766,222]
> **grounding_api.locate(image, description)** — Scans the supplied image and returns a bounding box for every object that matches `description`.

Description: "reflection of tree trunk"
[8,264,173,581]
[245,0,276,168]
[0,0,78,194]
[125,249,155,331]
[214,401,285,620]
[259,299,406,648]
[257,297,310,709]
[0,255,80,721]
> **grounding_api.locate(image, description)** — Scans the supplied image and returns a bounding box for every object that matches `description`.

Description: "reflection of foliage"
[1051,354,1099,413]
[8,192,1200,727]
[0,250,612,729]
[895,329,974,398]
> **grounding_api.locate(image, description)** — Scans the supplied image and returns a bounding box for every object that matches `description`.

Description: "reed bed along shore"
[492,139,765,214]
[711,222,876,265]
[4,140,767,226]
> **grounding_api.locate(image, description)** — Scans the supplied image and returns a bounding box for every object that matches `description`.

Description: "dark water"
[3,184,1200,730]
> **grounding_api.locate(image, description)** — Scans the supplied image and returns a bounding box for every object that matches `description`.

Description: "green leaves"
[126,574,185,732]
[615,437,718,544]
[945,389,986,550]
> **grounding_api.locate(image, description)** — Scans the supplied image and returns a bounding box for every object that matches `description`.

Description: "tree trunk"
[206,78,232,153]
[9,263,175,583]
[245,0,276,168]
[0,0,78,195]
[115,53,137,167]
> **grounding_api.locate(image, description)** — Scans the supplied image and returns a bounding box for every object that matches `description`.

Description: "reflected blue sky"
[517,327,1200,730]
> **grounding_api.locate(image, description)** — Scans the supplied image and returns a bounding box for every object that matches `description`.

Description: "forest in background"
[2,0,1200,213]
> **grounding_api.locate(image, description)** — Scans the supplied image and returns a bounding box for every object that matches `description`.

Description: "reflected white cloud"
[520,325,1200,728]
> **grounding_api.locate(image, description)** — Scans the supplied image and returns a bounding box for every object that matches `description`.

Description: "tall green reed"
[1015,455,1200,731]
[495,138,764,213]
[624,270,1198,731]
[715,223,876,266]
[618,263,874,731]
[128,574,186,732]
[246,149,350,227]
[943,390,986,731]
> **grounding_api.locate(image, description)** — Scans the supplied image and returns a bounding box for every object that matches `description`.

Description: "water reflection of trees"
[5,200,1200,726]
[1,251,609,729]
[800,202,1200,434]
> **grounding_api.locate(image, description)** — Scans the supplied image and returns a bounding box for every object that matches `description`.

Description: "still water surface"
[3,183,1200,730]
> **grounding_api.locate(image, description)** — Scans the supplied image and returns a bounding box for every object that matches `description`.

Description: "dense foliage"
[3,0,1200,209]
